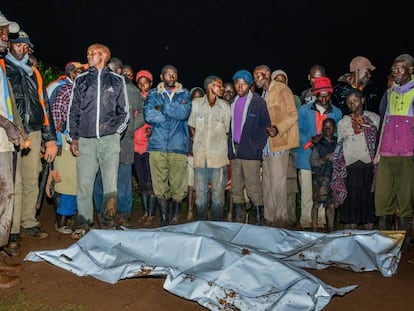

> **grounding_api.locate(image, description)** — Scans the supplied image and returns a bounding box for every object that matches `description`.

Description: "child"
[133,70,157,225]
[337,89,379,230]
[310,118,337,232]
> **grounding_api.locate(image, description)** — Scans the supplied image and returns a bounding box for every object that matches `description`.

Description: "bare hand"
[44,140,58,162]
[70,140,80,157]
[266,125,279,137]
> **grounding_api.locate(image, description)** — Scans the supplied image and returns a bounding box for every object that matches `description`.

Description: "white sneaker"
[55,224,73,234]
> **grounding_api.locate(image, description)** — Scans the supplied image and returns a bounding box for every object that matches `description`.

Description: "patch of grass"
[0,292,89,311]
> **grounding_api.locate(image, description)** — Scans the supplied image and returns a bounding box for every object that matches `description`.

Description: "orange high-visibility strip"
[0,59,5,73]
[32,66,50,126]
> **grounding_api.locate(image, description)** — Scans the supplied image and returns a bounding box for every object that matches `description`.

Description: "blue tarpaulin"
[25,222,403,310]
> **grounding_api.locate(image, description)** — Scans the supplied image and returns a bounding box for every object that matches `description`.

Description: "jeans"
[194,164,226,221]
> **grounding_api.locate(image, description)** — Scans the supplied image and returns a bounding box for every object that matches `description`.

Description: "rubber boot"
[398,217,413,253]
[159,199,169,227]
[311,204,318,231]
[254,206,264,226]
[326,204,335,232]
[196,203,208,221]
[232,203,244,223]
[171,201,181,225]
[186,187,195,221]
[138,194,149,223]
[144,195,157,226]
[377,215,394,230]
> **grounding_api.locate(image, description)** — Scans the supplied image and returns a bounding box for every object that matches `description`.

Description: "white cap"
[0,11,20,33]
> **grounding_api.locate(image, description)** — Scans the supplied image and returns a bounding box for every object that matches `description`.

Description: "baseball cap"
[349,56,376,72]
[0,11,20,33]
[136,70,153,83]
[9,30,34,49]
[65,61,87,75]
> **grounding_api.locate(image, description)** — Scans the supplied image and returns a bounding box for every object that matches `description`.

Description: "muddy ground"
[1,200,414,311]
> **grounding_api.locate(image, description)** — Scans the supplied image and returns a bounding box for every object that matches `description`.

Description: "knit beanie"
[232,70,253,86]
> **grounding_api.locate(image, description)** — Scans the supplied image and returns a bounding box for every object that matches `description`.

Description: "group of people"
[1,10,414,290]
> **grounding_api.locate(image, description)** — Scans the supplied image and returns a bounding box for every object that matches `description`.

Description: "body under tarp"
[25,222,403,310]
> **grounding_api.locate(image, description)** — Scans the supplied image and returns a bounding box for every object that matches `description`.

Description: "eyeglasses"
[391,66,407,73]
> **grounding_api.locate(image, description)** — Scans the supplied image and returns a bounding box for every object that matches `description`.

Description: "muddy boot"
[186,187,195,221]
[254,206,264,226]
[326,205,335,232]
[398,217,413,253]
[311,204,318,231]
[4,234,21,257]
[159,199,169,227]
[103,195,117,229]
[171,201,181,225]
[138,194,150,223]
[144,195,157,226]
[232,203,244,223]
[377,215,394,230]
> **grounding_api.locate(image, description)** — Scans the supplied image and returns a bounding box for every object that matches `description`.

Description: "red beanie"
[136,70,153,83]
[312,77,333,95]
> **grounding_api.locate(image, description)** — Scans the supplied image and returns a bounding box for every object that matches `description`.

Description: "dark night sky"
[2,0,412,95]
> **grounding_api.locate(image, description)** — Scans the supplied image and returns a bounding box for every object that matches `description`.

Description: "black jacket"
[6,59,56,142]
[68,67,129,141]
[332,80,380,115]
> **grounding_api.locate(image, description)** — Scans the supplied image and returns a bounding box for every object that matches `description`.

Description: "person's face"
[346,93,364,114]
[108,62,122,74]
[123,67,134,81]
[222,84,236,102]
[322,121,335,139]
[137,76,152,93]
[87,47,106,69]
[191,90,204,100]
[210,79,224,97]
[309,69,324,86]
[161,69,177,88]
[0,25,9,54]
[274,74,287,85]
[253,68,270,89]
[9,42,28,60]
[234,79,250,97]
[356,69,372,87]
[316,90,331,107]
[391,60,413,86]
[69,67,83,81]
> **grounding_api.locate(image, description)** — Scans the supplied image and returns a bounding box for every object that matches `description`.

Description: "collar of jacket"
[310,100,334,114]
[156,81,184,94]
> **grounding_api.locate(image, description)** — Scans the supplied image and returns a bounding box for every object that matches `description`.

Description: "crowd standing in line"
[1,9,414,290]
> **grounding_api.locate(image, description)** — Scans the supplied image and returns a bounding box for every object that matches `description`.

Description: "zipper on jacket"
[96,69,101,138]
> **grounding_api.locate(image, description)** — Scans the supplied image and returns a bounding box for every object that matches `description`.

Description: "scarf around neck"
[6,53,33,76]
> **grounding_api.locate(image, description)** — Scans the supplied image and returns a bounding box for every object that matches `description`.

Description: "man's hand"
[0,115,29,148]
[311,134,323,144]
[70,139,80,157]
[44,140,58,162]
[266,125,279,137]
